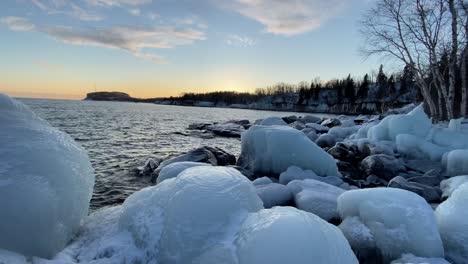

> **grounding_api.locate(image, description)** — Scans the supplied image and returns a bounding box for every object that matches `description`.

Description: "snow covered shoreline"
[1,94,468,264]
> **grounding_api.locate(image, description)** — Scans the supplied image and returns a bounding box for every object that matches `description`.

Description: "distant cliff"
[84,92,160,103]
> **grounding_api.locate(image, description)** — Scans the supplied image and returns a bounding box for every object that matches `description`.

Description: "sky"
[0,0,380,100]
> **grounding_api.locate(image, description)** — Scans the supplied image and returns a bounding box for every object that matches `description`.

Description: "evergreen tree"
[377,64,388,99]
[344,74,356,103]
[358,73,370,98]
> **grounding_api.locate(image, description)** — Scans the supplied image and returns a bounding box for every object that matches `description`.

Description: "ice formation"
[439,175,468,198]
[255,183,293,208]
[257,117,287,126]
[337,188,444,261]
[238,125,340,176]
[390,254,450,264]
[435,183,468,263]
[367,104,432,141]
[121,166,263,263]
[0,94,95,258]
[156,161,212,184]
[287,179,345,221]
[235,207,358,264]
[444,149,468,176]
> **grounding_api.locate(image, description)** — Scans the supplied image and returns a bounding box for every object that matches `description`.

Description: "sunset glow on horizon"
[1,0,379,100]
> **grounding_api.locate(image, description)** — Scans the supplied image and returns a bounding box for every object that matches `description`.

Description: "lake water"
[21,98,337,209]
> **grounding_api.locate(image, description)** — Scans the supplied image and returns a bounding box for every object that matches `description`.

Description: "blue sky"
[0,0,381,99]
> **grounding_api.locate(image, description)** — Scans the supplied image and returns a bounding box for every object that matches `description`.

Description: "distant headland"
[84,92,160,103]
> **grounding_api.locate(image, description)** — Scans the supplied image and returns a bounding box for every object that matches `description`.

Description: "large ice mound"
[337,188,444,262]
[120,166,263,263]
[435,183,468,263]
[238,125,340,176]
[0,94,95,258]
[156,161,212,184]
[236,207,358,264]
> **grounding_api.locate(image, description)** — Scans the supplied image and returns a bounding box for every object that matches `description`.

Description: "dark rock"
[362,174,389,187]
[188,122,213,130]
[315,134,337,148]
[405,159,443,174]
[282,115,298,124]
[337,161,363,180]
[388,176,441,202]
[407,173,443,187]
[204,146,236,166]
[321,118,341,128]
[206,123,244,138]
[289,121,306,130]
[227,119,251,129]
[299,115,322,124]
[360,154,405,181]
[255,183,294,208]
[137,158,162,176]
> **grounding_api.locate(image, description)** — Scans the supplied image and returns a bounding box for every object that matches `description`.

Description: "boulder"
[388,176,441,203]
[299,115,321,124]
[360,154,405,181]
[315,134,337,148]
[288,121,305,130]
[255,183,293,208]
[137,158,162,176]
[281,115,298,124]
[321,118,342,128]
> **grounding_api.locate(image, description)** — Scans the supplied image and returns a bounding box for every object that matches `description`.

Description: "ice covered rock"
[252,176,273,186]
[315,133,337,148]
[448,118,464,131]
[338,188,444,262]
[388,176,440,203]
[440,175,468,198]
[235,207,358,264]
[137,158,162,176]
[431,127,468,150]
[288,121,305,130]
[435,183,468,263]
[153,146,235,181]
[321,118,341,128]
[238,125,340,177]
[255,183,293,208]
[328,126,359,140]
[287,179,345,221]
[257,117,287,126]
[305,123,329,133]
[367,104,432,142]
[279,166,344,186]
[390,254,450,264]
[122,166,263,263]
[360,154,405,181]
[339,216,378,262]
[396,134,450,161]
[156,161,212,184]
[0,94,95,258]
[444,149,468,176]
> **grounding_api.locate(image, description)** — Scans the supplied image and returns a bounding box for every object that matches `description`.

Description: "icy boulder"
[396,134,449,161]
[156,161,212,184]
[235,207,358,264]
[390,254,450,264]
[440,175,468,198]
[337,188,444,262]
[368,104,431,141]
[0,94,95,258]
[238,125,340,176]
[444,149,468,176]
[435,183,468,263]
[120,166,263,263]
[255,183,293,208]
[287,179,345,221]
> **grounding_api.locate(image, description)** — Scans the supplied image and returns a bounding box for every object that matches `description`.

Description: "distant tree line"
[171,64,419,107]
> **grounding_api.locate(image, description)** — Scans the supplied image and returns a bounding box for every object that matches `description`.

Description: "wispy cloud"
[225,34,255,47]
[225,0,346,36]
[1,16,206,63]
[31,0,102,21]
[129,8,141,16]
[86,0,151,7]
[0,16,35,31]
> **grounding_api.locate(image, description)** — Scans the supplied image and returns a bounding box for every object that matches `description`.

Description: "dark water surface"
[21,98,336,209]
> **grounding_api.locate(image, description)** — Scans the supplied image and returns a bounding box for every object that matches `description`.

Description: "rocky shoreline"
[2,93,468,264]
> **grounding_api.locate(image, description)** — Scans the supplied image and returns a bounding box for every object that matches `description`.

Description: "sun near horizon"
[1,0,379,100]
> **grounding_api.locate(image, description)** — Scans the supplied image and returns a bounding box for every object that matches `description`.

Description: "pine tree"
[344,74,356,103]
[358,73,370,98]
[377,64,388,99]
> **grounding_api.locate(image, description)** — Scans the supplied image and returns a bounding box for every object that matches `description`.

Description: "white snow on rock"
[252,176,273,186]
[122,166,263,264]
[255,183,293,208]
[156,161,212,184]
[435,183,468,263]
[257,117,287,126]
[328,126,360,140]
[390,254,450,264]
[235,207,358,264]
[367,104,432,142]
[287,179,345,221]
[305,123,329,133]
[279,166,318,185]
[0,94,95,258]
[444,149,468,176]
[238,125,340,176]
[440,175,468,198]
[337,188,444,262]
